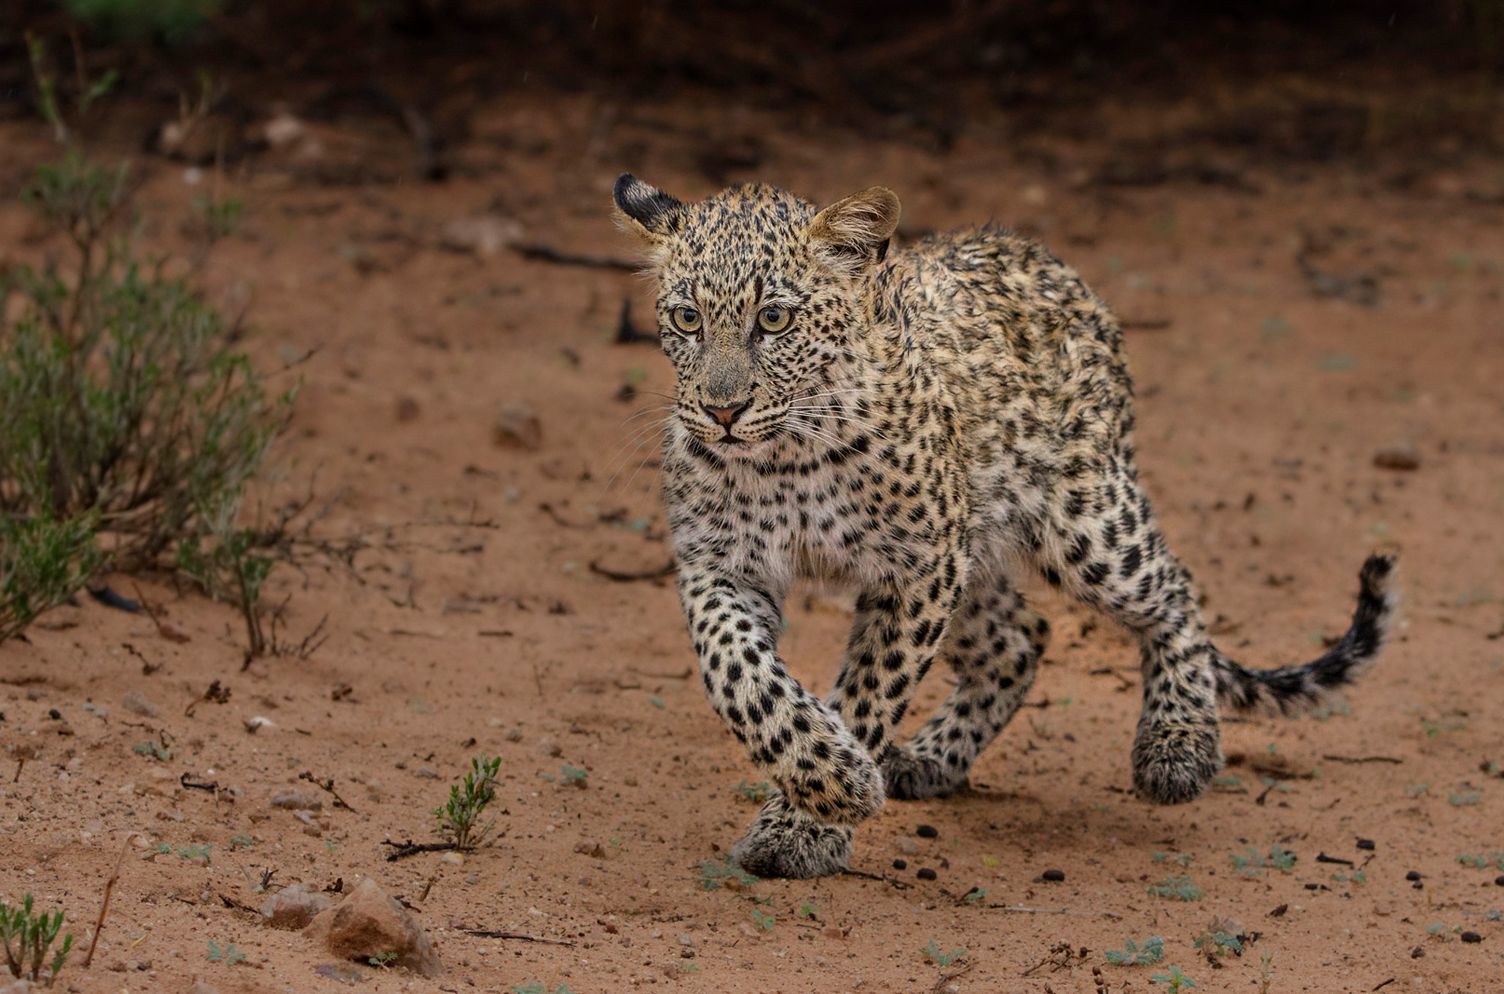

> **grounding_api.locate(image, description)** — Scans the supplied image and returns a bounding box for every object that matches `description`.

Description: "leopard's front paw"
[779,724,884,825]
[881,744,968,800]
[730,795,852,879]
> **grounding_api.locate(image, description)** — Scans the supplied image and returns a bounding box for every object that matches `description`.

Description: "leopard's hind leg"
[882,574,1049,800]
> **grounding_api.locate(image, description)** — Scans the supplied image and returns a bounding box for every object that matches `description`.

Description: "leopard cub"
[614,173,1395,879]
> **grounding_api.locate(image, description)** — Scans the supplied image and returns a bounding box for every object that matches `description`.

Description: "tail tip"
[1359,553,1397,602]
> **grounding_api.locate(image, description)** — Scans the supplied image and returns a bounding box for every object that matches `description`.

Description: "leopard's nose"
[702,400,751,428]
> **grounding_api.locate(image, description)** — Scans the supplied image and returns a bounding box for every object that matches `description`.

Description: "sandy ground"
[2,86,1504,994]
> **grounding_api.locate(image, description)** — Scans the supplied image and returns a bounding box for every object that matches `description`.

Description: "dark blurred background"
[2,1,1501,190]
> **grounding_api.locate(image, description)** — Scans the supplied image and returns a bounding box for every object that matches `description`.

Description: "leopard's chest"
[719,454,920,587]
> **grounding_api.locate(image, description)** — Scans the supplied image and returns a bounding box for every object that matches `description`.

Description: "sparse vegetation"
[433,756,501,851]
[1106,935,1165,966]
[1,893,74,987]
[205,939,246,965]
[698,856,757,891]
[1151,965,1197,991]
[1230,846,1296,877]
[1,41,292,654]
[1193,928,1243,960]
[367,951,398,969]
[922,940,967,968]
[1147,875,1204,901]
[749,908,775,931]
[512,984,576,994]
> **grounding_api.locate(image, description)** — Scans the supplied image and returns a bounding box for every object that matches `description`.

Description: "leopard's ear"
[808,187,901,275]
[613,173,684,245]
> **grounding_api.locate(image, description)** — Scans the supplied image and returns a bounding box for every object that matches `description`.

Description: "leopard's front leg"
[678,561,882,877]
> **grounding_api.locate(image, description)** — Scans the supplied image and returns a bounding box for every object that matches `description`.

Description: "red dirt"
[3,83,1503,994]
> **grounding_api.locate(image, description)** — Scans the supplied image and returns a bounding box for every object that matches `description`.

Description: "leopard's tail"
[1212,554,1397,715]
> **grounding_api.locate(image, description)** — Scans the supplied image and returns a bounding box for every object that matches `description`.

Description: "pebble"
[493,404,543,450]
[1372,443,1421,471]
[893,836,919,855]
[916,867,937,881]
[1460,931,1483,944]
[1355,838,1376,850]
[122,692,159,718]
[1405,870,1422,881]
[916,824,939,839]
[537,736,562,758]
[413,765,440,779]
[1042,868,1066,882]
[269,789,323,812]
[1496,875,1504,886]
[892,859,907,871]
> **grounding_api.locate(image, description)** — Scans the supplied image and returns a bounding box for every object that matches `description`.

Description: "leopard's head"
[613,174,899,454]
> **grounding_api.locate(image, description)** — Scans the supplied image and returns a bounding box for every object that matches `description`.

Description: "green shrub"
[64,0,223,43]
[1,43,291,652]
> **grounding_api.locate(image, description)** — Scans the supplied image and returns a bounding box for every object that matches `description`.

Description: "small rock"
[822,925,845,940]
[413,765,440,780]
[892,859,907,871]
[260,883,333,930]
[440,215,522,258]
[189,981,222,994]
[122,692,159,718]
[493,404,543,450]
[0,979,36,994]
[1460,931,1483,944]
[304,877,441,976]
[1042,868,1066,882]
[1373,444,1421,471]
[1495,874,1504,886]
[916,867,937,881]
[574,839,605,859]
[536,736,562,758]
[893,836,919,856]
[261,110,307,149]
[1355,838,1376,850]
[270,789,323,812]
[1405,870,1422,881]
[244,715,275,734]
[915,824,939,839]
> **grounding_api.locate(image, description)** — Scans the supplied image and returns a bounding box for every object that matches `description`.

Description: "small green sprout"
[1151,965,1197,991]
[922,940,966,967]
[1147,875,1204,901]
[698,856,757,891]
[1105,935,1165,966]
[1194,930,1243,959]
[206,940,246,965]
[0,893,74,985]
[962,887,987,903]
[1230,846,1295,877]
[560,764,589,786]
[367,951,398,968]
[798,902,820,920]
[433,755,501,851]
[750,909,775,931]
[132,740,172,761]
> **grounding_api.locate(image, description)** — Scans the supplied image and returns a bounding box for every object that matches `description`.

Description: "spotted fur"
[613,174,1397,879]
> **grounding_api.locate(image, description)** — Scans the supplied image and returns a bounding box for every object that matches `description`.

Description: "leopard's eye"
[757,306,791,335]
[670,305,702,335]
